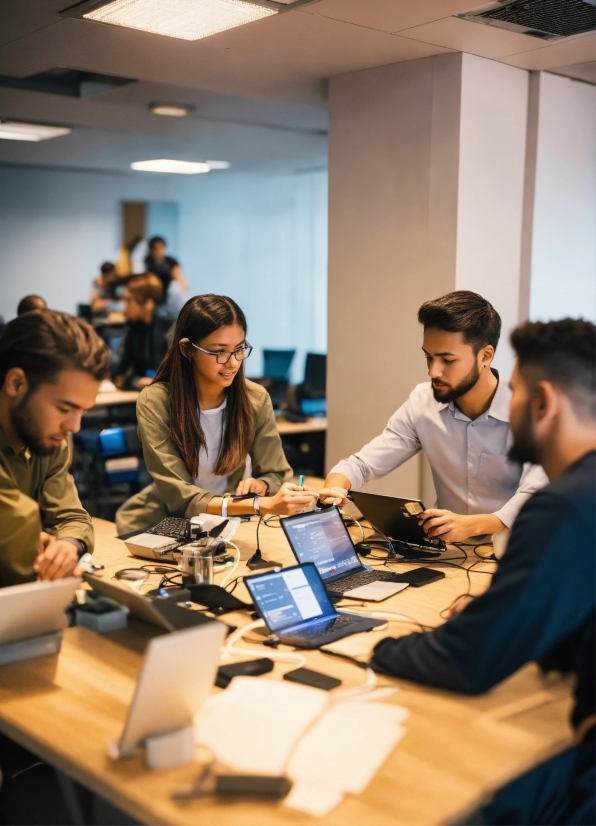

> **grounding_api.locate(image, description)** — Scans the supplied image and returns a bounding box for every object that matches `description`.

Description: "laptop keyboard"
[327,569,402,593]
[146,517,190,541]
[296,615,355,638]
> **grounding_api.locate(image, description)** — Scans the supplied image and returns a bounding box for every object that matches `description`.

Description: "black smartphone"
[232,492,257,501]
[283,667,341,691]
[215,657,274,688]
[392,568,445,587]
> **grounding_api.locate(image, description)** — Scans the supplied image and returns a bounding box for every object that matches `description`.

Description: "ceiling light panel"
[0,121,71,142]
[131,159,211,173]
[150,103,193,117]
[84,0,277,41]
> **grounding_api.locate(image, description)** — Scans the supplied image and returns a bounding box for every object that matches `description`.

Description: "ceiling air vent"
[458,0,596,41]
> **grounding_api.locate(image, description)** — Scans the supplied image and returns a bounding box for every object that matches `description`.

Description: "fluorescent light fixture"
[83,0,277,41]
[206,160,230,169]
[131,159,211,174]
[149,103,194,117]
[0,121,71,142]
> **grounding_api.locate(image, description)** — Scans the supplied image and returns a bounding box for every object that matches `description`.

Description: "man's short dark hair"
[0,310,111,392]
[17,295,47,316]
[148,236,166,248]
[418,291,501,352]
[100,261,115,275]
[126,273,163,305]
[511,318,596,420]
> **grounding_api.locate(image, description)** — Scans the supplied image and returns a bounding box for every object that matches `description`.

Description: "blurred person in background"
[90,261,124,316]
[145,235,188,318]
[17,295,47,316]
[113,274,173,389]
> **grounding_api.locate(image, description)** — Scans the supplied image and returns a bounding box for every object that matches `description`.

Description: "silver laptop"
[0,577,81,646]
[116,621,226,757]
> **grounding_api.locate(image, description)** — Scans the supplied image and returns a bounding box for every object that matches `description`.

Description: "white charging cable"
[218,541,241,588]
[221,619,307,668]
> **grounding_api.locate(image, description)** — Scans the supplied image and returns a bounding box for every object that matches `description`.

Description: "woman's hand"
[235,477,268,496]
[316,486,350,506]
[260,483,318,516]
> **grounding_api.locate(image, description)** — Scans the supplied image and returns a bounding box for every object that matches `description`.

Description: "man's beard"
[508,402,540,465]
[12,396,58,457]
[432,362,480,403]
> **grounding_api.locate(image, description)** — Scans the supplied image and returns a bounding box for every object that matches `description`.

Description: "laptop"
[83,573,220,633]
[115,621,226,758]
[244,563,385,649]
[0,577,81,646]
[350,492,446,559]
[281,507,410,600]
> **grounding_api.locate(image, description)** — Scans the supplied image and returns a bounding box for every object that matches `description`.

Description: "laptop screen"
[281,507,362,582]
[245,564,335,633]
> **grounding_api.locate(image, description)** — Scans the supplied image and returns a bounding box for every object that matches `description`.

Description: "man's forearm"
[323,472,352,491]
[470,514,506,535]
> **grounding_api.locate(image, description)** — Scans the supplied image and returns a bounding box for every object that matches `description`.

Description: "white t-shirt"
[194,399,228,494]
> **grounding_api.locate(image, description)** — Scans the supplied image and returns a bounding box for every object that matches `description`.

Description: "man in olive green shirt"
[0,310,111,587]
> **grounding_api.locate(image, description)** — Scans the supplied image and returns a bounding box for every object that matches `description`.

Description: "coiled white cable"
[221,619,307,668]
[218,541,240,588]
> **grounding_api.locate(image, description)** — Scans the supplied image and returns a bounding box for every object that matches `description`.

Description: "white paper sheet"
[194,677,328,775]
[287,699,408,794]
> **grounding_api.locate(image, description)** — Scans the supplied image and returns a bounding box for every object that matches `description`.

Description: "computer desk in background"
[0,517,574,826]
[93,390,327,438]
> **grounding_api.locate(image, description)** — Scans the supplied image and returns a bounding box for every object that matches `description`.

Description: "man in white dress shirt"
[320,291,548,545]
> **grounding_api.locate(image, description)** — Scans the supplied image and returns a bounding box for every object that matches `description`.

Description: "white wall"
[0,166,175,318]
[527,72,596,323]
[175,169,328,383]
[0,165,328,379]
[456,54,529,380]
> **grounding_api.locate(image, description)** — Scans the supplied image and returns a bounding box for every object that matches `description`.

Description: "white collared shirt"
[330,377,548,529]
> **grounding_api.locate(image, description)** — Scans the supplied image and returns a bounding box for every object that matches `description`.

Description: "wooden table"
[0,519,574,826]
[276,417,327,436]
[94,389,140,407]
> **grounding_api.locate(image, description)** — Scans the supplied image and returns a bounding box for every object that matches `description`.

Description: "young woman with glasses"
[116,294,316,533]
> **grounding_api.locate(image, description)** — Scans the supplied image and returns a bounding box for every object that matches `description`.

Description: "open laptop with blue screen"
[244,563,385,648]
[281,507,410,601]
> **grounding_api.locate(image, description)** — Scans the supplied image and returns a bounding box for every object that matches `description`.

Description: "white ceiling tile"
[549,61,596,85]
[301,0,481,34]
[501,32,596,71]
[398,16,546,59]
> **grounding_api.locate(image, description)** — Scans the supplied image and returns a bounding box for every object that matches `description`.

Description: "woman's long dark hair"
[153,294,254,478]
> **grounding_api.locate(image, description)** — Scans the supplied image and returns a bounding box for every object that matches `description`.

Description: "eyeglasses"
[191,341,253,364]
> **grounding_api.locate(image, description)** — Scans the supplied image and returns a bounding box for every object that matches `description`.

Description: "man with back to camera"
[114,273,173,390]
[371,318,595,825]
[16,294,47,315]
[0,309,111,587]
[319,291,548,547]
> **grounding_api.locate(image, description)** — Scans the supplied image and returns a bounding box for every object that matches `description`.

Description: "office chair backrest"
[262,349,296,382]
[303,353,326,394]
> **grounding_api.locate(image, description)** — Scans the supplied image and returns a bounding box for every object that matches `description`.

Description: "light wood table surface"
[94,389,140,407]
[276,417,327,435]
[0,518,574,826]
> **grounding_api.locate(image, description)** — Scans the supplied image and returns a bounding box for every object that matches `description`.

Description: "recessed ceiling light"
[83,0,277,41]
[0,121,71,142]
[206,160,230,169]
[131,159,211,174]
[149,103,194,117]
